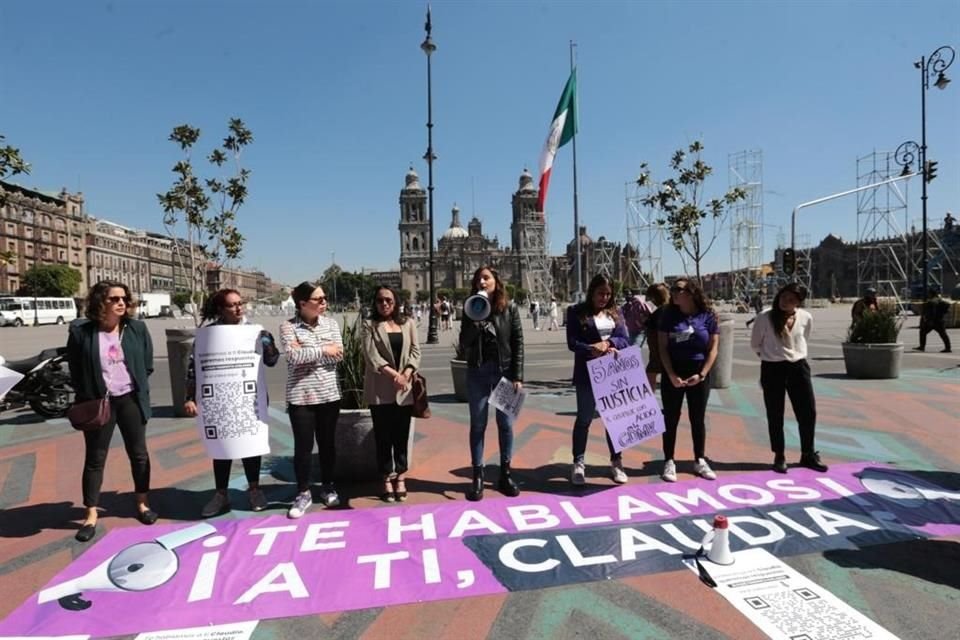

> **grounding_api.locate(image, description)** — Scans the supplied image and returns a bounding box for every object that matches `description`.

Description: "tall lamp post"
[422,7,439,344]
[915,45,954,300]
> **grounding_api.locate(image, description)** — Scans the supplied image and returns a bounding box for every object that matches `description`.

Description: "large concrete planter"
[165,327,197,417]
[711,312,735,389]
[842,342,904,379]
[334,408,416,481]
[450,359,468,402]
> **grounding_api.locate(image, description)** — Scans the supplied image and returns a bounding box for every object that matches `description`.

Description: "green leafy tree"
[20,264,82,297]
[0,134,31,207]
[157,119,253,326]
[637,141,747,284]
[172,291,193,311]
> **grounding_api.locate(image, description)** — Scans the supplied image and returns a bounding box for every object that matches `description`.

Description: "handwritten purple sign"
[587,345,665,452]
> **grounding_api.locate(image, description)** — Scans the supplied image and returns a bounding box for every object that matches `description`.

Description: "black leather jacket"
[458,302,524,382]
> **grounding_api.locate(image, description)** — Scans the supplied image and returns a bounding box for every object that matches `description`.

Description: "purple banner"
[1,462,958,638]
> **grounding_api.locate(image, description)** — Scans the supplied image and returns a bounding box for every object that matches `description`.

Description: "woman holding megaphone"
[458,266,524,501]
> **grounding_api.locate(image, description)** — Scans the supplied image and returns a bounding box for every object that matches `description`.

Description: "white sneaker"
[571,462,586,486]
[287,491,313,519]
[611,459,628,484]
[661,459,677,483]
[694,458,717,480]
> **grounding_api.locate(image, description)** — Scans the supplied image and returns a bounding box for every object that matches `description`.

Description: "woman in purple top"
[657,277,719,483]
[566,274,632,485]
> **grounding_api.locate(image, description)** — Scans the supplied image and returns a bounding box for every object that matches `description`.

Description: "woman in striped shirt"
[279,281,344,518]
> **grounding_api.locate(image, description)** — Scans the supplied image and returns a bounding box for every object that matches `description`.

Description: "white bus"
[0,297,78,327]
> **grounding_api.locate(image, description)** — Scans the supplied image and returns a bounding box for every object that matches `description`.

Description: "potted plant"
[450,339,468,402]
[334,315,416,481]
[842,307,904,379]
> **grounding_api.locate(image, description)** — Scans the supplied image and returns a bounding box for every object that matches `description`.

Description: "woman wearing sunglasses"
[66,281,156,542]
[279,281,344,518]
[184,289,280,516]
[361,285,421,502]
[657,277,719,483]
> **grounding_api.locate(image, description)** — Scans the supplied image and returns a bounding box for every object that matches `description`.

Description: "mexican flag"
[537,68,578,214]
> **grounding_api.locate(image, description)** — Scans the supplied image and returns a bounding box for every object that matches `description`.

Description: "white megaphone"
[699,514,734,565]
[463,291,491,322]
[38,523,217,610]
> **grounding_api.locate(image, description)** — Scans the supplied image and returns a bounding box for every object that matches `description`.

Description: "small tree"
[20,264,82,297]
[637,141,747,284]
[157,119,253,326]
[1,133,31,207]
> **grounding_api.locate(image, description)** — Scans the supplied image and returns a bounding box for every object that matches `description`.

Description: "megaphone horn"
[464,292,491,321]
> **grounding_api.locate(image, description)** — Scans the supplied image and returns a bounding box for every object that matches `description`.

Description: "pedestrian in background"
[548,297,561,331]
[750,282,827,474]
[280,281,344,518]
[851,287,878,325]
[566,274,631,485]
[459,265,524,501]
[643,283,670,390]
[657,277,719,483]
[915,285,952,353]
[184,289,280,517]
[67,281,156,542]
[362,285,421,503]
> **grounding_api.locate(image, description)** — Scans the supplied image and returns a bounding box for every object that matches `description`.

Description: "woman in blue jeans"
[458,266,524,501]
[567,274,632,485]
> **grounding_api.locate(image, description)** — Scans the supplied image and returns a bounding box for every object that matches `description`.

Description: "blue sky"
[1,0,958,286]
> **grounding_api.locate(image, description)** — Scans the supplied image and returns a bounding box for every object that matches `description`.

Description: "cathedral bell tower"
[399,167,430,296]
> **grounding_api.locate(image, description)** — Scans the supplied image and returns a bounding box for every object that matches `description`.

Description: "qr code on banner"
[201,380,260,440]
[752,589,875,640]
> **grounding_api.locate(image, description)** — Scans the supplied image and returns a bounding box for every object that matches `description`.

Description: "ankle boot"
[498,462,520,497]
[466,466,484,501]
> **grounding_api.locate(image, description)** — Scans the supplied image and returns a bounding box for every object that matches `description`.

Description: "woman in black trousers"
[750,282,827,473]
[67,281,156,542]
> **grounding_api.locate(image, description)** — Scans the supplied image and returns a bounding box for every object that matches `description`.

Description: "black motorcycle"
[0,347,74,418]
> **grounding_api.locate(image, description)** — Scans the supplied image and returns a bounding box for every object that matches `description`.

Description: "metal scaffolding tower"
[856,151,911,299]
[593,237,615,278]
[519,223,554,302]
[728,150,764,303]
[624,181,664,289]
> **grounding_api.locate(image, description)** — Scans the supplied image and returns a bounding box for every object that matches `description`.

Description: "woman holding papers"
[184,289,280,517]
[459,265,524,501]
[361,285,421,502]
[750,282,827,474]
[566,274,632,486]
[279,281,345,518]
[657,277,719,483]
[67,281,156,542]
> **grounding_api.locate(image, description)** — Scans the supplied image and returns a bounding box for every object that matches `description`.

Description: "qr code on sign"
[202,380,261,440]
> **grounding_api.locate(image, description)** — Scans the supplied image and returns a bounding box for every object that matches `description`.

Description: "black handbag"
[67,396,111,431]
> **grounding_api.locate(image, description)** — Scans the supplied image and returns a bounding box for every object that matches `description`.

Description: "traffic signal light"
[782,248,796,276]
[924,159,938,183]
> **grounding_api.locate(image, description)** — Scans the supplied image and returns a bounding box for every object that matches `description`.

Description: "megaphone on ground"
[463,291,491,321]
[699,514,734,565]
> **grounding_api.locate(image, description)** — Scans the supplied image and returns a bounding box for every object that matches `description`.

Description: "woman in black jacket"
[66,281,156,542]
[458,266,524,501]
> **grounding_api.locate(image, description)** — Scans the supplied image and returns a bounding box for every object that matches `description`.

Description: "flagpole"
[569,40,582,302]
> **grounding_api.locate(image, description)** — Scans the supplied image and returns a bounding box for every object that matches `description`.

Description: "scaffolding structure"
[624,181,664,289]
[593,237,616,278]
[519,222,554,303]
[728,150,764,304]
[856,151,911,299]
[774,231,813,293]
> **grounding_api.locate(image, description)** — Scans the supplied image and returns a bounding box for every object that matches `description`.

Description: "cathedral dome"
[518,167,536,192]
[442,204,469,240]
[404,166,423,190]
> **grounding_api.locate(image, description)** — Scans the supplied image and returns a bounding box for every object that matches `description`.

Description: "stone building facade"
[0,181,87,294]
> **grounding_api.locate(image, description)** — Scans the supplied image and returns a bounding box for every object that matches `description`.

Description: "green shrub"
[847,308,902,344]
[337,315,367,409]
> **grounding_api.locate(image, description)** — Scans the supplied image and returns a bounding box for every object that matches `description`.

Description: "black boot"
[466,466,484,501]
[498,462,520,497]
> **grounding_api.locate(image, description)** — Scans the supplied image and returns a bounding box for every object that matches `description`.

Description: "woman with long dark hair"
[657,277,719,483]
[643,283,670,390]
[458,265,524,501]
[279,281,344,518]
[184,289,280,516]
[67,281,156,542]
[750,282,827,473]
[362,285,421,502]
[566,274,632,485]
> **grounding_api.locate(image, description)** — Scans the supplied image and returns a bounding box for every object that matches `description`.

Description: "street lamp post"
[915,45,954,301]
[422,7,439,345]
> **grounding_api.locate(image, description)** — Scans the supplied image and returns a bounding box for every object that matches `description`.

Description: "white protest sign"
[586,345,664,453]
[489,376,527,421]
[135,620,258,640]
[686,548,900,640]
[194,325,270,459]
[0,365,25,399]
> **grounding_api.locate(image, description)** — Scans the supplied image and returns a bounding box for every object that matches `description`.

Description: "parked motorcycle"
[0,347,74,418]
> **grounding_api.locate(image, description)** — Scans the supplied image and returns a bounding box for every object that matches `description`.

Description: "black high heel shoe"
[393,478,408,502]
[381,479,395,503]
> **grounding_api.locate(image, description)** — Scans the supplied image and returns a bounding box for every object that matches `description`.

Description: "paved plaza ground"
[0,305,957,639]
